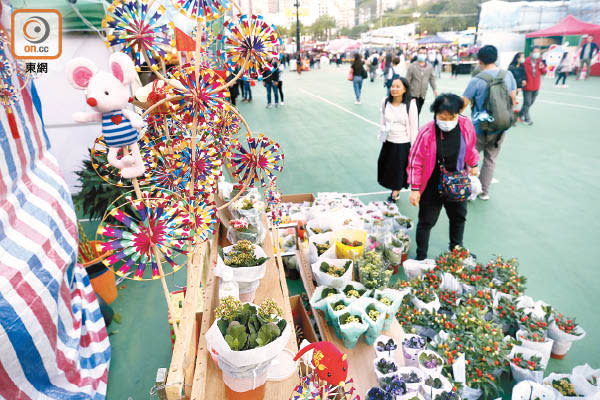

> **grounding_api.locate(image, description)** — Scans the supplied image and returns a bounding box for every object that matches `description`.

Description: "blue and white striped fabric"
[101,110,139,147]
[0,68,111,397]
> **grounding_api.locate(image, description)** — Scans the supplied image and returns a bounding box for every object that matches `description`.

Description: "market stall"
[525,15,600,76]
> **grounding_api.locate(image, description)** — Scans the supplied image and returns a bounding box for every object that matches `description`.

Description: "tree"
[309,15,336,40]
[289,21,304,39]
[276,25,289,38]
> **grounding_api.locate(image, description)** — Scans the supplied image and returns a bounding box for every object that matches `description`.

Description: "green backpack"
[476,70,515,133]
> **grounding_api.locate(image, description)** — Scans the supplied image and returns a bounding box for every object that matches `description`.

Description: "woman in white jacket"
[377,76,419,203]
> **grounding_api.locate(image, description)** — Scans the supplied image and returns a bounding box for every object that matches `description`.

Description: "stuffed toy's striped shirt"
[101,110,139,147]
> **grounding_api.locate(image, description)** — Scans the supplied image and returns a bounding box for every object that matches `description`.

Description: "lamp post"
[295,0,301,54]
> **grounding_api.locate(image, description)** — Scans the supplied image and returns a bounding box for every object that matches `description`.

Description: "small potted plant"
[417,350,444,376]
[78,222,117,304]
[402,335,426,367]
[374,335,398,359]
[396,367,424,393]
[311,258,353,288]
[434,391,460,400]
[384,231,411,272]
[374,357,398,385]
[367,387,393,400]
[380,375,407,397]
[545,375,582,398]
[309,286,342,324]
[219,240,269,302]
[314,241,331,257]
[206,297,290,400]
[375,288,408,331]
[509,348,545,384]
[411,288,440,314]
[338,310,368,349]
[342,282,369,302]
[227,218,264,245]
[516,326,553,367]
[363,300,387,345]
[421,374,452,400]
[547,312,586,359]
[358,251,392,290]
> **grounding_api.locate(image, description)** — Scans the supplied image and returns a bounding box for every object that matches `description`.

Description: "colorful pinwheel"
[97,190,195,280]
[102,0,175,70]
[201,107,240,157]
[265,182,282,226]
[171,0,231,21]
[90,136,153,188]
[229,133,284,188]
[168,64,230,124]
[218,14,281,80]
[188,198,218,243]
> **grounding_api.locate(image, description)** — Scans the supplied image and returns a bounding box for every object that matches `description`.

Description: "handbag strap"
[436,123,464,174]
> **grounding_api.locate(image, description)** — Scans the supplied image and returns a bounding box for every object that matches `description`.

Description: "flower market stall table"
[190,218,299,400]
[296,246,407,397]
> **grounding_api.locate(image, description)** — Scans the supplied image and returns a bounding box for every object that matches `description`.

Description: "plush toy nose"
[86,97,97,107]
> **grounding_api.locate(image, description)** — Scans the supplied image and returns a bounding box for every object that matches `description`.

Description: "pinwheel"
[171,0,231,21]
[169,137,223,195]
[168,64,230,124]
[102,0,175,70]
[97,190,194,280]
[265,182,282,226]
[90,136,153,187]
[187,198,218,243]
[218,14,281,80]
[201,107,240,157]
[229,133,284,188]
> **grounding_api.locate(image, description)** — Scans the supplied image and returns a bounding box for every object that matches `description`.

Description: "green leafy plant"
[223,240,268,268]
[358,251,392,289]
[320,287,339,300]
[319,260,351,277]
[425,376,443,389]
[314,241,331,256]
[511,353,542,371]
[367,304,381,321]
[399,371,421,384]
[343,284,366,299]
[551,378,578,397]
[225,321,248,351]
[340,312,362,325]
[332,300,347,312]
[375,358,397,374]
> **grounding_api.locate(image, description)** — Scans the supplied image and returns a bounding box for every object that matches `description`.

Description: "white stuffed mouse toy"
[67,52,145,179]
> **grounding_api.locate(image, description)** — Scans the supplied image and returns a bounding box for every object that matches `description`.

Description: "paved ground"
[100,65,600,399]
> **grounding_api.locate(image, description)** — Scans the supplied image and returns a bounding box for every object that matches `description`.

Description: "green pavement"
[101,66,600,399]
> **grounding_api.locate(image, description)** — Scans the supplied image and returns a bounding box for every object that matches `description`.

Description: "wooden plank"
[296,245,407,398]
[191,218,299,399]
[190,226,221,400]
[166,241,207,400]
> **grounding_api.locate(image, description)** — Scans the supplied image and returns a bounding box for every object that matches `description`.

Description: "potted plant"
[362,300,387,345]
[418,350,444,376]
[509,348,545,384]
[421,374,452,400]
[218,240,269,302]
[375,288,408,331]
[547,376,580,398]
[411,288,440,314]
[402,334,426,367]
[374,357,398,385]
[314,241,331,257]
[547,311,586,359]
[380,375,408,397]
[227,218,264,245]
[511,381,556,400]
[434,392,460,400]
[374,335,398,359]
[342,282,369,302]
[515,326,553,367]
[384,231,410,273]
[367,387,393,400]
[78,222,117,304]
[358,251,392,290]
[396,367,424,393]
[338,310,368,349]
[206,297,290,400]
[311,258,353,288]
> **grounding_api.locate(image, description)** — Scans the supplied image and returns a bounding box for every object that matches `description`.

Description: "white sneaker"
[279,101,285,106]
[266,104,272,109]
[354,100,359,104]
[562,84,568,88]
[478,193,490,201]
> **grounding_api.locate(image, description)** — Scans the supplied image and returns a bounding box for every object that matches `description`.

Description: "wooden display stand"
[296,232,407,397]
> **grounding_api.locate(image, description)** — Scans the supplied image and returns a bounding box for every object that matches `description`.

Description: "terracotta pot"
[81,241,117,304]
[224,383,265,400]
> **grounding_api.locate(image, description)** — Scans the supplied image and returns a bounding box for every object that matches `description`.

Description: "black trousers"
[278,81,284,102]
[415,97,425,115]
[416,189,467,260]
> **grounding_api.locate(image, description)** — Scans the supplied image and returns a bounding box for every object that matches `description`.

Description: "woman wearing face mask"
[508,52,527,92]
[377,77,418,203]
[407,94,479,260]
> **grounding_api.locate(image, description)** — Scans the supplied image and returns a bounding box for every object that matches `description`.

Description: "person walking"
[405,46,438,115]
[350,53,367,104]
[383,51,393,82]
[555,52,572,88]
[377,77,418,203]
[508,52,526,92]
[451,51,460,79]
[241,78,252,102]
[277,60,285,105]
[407,94,479,260]
[462,45,517,201]
[264,61,280,108]
[368,52,379,82]
[519,46,546,126]
[579,35,598,79]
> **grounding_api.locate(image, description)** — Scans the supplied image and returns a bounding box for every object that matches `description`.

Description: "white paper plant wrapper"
[402,334,427,367]
[375,288,409,331]
[309,232,333,264]
[373,334,398,359]
[417,350,444,376]
[461,384,483,400]
[509,345,545,384]
[547,320,586,356]
[511,381,556,400]
[420,372,452,400]
[216,244,268,283]
[516,329,553,368]
[403,259,436,280]
[543,373,591,400]
[412,292,440,314]
[373,356,399,386]
[311,258,354,289]
[572,364,600,396]
[395,366,425,393]
[205,314,292,368]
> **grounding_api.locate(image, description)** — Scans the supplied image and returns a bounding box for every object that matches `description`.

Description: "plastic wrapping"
[309,286,342,314]
[374,334,398,359]
[544,373,588,399]
[420,373,452,400]
[547,321,586,357]
[396,366,425,393]
[216,244,268,283]
[417,350,444,376]
[309,232,333,264]
[356,297,387,345]
[403,259,436,280]
[311,258,354,289]
[374,356,399,386]
[572,364,600,397]
[374,288,409,331]
[461,384,483,400]
[326,297,351,335]
[338,308,368,349]
[440,272,464,294]
[509,345,545,384]
[332,229,367,259]
[341,281,371,303]
[402,334,427,367]
[412,292,441,314]
[511,380,557,400]
[516,329,553,367]
[468,176,482,201]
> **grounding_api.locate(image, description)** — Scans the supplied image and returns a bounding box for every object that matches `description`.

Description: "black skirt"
[377,141,411,191]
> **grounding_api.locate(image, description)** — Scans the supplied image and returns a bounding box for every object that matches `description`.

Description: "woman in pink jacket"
[407,94,480,260]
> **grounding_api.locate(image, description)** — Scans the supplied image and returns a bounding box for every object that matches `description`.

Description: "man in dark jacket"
[519,46,547,126]
[579,35,599,79]
[264,61,280,108]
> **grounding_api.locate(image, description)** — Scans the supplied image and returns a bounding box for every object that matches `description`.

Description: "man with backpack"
[462,45,517,201]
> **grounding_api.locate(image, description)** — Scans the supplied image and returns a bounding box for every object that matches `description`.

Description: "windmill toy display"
[67,0,286,336]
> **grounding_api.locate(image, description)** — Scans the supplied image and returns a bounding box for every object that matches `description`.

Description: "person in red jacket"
[519,46,547,126]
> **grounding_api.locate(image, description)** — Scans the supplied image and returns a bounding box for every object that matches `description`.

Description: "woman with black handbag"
[407,94,480,260]
[350,53,368,104]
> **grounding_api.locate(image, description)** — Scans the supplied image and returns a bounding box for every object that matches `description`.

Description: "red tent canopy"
[526,15,600,38]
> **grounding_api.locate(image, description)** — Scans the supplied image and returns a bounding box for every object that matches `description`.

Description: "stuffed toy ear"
[66,57,98,89]
[109,52,137,85]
